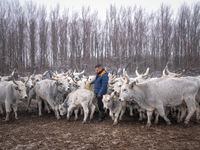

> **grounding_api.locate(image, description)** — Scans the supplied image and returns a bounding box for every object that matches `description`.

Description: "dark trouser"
[96,94,104,112]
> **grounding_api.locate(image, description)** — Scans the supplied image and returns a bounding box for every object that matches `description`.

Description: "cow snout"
[24,96,28,99]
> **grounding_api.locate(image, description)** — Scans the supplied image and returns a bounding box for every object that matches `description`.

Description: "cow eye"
[108,100,110,102]
[123,89,127,92]
[119,85,121,87]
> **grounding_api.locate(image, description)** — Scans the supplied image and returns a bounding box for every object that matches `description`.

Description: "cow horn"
[120,77,125,83]
[142,67,150,77]
[109,83,114,88]
[11,68,16,76]
[125,60,131,71]
[12,76,18,86]
[71,76,77,83]
[52,77,58,81]
[80,70,85,75]
[166,67,171,75]
[162,68,166,76]
[32,70,36,76]
[124,75,130,84]
[53,72,59,78]
[25,74,30,84]
[110,76,116,81]
[63,70,70,76]
[135,66,140,76]
[42,71,48,77]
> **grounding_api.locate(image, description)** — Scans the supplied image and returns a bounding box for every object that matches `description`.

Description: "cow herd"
[0,66,200,128]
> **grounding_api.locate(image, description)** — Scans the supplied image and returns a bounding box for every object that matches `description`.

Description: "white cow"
[0,80,28,121]
[119,75,200,128]
[59,89,95,123]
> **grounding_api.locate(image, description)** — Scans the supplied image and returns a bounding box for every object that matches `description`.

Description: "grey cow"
[0,80,28,121]
[34,78,70,119]
[119,76,200,128]
[102,91,127,125]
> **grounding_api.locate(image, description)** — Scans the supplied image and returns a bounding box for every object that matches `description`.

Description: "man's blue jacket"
[90,69,109,95]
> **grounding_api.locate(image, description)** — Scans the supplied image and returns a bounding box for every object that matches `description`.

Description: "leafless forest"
[0,0,200,75]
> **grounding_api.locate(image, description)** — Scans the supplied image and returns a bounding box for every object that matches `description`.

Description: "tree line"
[0,0,200,76]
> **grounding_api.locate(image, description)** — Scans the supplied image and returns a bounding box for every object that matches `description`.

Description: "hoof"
[145,125,150,128]
[154,122,158,125]
[4,120,9,123]
[112,122,117,126]
[184,123,188,127]
[138,119,143,122]
[82,121,86,124]
[195,120,200,124]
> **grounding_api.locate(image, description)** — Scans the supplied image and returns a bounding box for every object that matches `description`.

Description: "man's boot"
[97,111,104,122]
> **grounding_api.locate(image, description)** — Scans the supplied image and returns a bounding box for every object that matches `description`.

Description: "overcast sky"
[19,0,199,19]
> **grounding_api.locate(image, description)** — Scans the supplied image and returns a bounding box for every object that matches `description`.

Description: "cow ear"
[114,91,117,95]
[129,81,136,89]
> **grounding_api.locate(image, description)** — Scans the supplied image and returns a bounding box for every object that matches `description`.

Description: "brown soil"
[0,101,200,150]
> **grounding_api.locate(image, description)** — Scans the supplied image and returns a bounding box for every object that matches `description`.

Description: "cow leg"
[177,103,187,123]
[46,99,58,118]
[146,110,153,128]
[89,104,96,120]
[113,110,120,126]
[138,109,143,122]
[154,109,159,125]
[110,111,114,120]
[82,106,89,124]
[126,103,134,116]
[184,98,196,126]
[119,107,126,121]
[36,96,42,116]
[195,102,200,122]
[5,101,12,121]
[54,105,61,119]
[156,107,171,126]
[12,105,18,120]
[44,100,51,113]
[0,104,3,114]
[74,108,79,121]
[67,105,75,122]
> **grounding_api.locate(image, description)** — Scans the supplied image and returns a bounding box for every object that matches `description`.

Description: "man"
[90,64,109,122]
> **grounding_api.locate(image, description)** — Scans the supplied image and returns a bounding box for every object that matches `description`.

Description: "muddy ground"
[1,101,200,150]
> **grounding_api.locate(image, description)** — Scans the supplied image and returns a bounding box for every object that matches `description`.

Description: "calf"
[102,92,126,125]
[59,89,95,123]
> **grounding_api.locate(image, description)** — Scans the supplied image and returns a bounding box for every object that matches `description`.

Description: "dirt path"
[0,102,200,150]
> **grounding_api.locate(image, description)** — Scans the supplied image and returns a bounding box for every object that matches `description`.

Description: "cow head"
[68,80,80,91]
[12,80,28,100]
[52,77,70,93]
[102,94,111,110]
[72,70,85,81]
[59,103,68,116]
[119,75,137,102]
[20,75,34,89]
[103,91,120,110]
